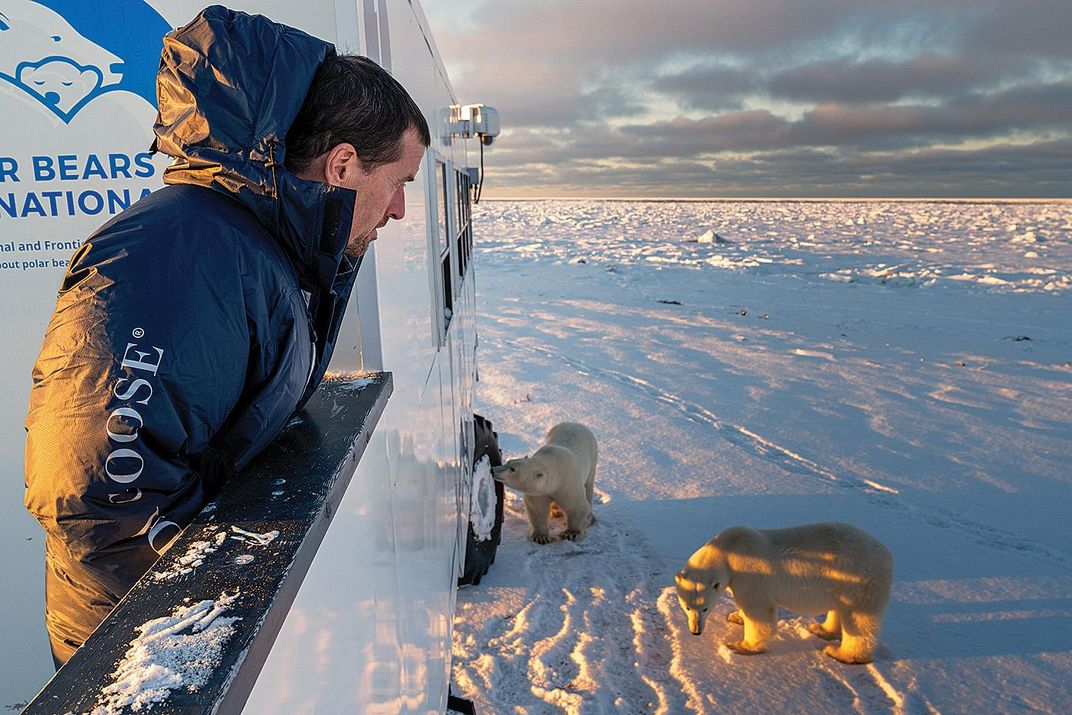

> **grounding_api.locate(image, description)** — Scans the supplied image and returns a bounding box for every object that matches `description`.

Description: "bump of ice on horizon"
[696,229,728,243]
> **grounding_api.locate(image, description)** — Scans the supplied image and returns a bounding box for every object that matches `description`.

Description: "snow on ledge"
[323,371,376,392]
[152,530,228,582]
[229,525,279,546]
[92,592,241,714]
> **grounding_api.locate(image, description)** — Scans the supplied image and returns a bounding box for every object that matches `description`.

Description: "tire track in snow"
[494,337,1071,571]
[453,495,686,713]
[528,588,585,711]
[630,586,699,715]
[655,588,714,714]
[815,665,864,713]
[812,654,942,715]
[812,657,904,715]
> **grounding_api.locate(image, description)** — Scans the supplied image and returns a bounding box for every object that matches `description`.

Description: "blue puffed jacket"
[24,6,359,661]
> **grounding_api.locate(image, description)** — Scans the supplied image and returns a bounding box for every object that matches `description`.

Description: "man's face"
[338,126,426,257]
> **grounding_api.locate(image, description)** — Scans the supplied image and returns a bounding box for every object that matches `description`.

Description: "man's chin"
[343,233,375,258]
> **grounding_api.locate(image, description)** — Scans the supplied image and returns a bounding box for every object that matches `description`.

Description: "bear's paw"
[807,622,840,641]
[822,644,872,664]
[722,639,766,656]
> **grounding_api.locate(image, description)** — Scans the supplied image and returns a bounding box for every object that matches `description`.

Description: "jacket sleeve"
[23,232,251,602]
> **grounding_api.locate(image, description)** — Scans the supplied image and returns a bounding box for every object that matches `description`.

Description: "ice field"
[451,199,1072,714]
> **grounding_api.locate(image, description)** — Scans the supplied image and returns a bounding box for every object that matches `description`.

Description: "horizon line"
[477,196,1072,203]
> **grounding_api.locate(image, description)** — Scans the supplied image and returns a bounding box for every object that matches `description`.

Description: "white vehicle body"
[0,1,483,711]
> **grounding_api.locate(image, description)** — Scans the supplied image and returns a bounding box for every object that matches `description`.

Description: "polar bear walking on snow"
[492,422,597,543]
[676,522,893,664]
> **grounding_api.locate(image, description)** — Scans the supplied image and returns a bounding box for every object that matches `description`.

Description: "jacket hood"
[151,5,355,292]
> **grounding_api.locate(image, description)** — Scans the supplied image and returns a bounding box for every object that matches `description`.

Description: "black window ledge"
[23,372,393,715]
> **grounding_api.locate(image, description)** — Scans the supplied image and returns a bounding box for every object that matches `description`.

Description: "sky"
[421,0,1072,199]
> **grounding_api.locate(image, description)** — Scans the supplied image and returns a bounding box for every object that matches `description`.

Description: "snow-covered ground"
[451,200,1072,714]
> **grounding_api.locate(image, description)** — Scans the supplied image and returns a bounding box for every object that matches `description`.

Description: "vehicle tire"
[458,414,505,586]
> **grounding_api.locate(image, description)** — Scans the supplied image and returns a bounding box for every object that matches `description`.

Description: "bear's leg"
[808,610,841,641]
[562,500,592,541]
[524,495,553,544]
[724,604,775,655]
[726,609,744,625]
[586,460,596,510]
[823,610,880,664]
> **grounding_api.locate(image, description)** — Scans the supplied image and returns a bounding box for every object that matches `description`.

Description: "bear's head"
[675,555,729,636]
[491,455,557,496]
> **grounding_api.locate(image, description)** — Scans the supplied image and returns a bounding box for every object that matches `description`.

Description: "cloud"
[794,81,1072,148]
[964,4,1072,59]
[577,80,1072,156]
[654,64,758,111]
[425,0,1072,196]
[765,55,1009,104]
[435,0,863,67]
[481,139,1072,198]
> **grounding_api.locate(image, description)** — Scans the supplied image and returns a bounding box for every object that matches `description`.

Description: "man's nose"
[387,186,406,221]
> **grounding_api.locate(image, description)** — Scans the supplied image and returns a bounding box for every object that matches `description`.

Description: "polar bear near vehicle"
[492,422,597,544]
[675,522,893,664]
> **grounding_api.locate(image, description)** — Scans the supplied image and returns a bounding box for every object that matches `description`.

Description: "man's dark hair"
[285,54,431,175]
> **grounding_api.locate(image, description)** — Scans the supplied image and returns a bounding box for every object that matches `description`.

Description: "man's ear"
[322,143,360,187]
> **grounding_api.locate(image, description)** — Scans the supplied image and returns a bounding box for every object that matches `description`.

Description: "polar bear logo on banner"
[0,0,168,123]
